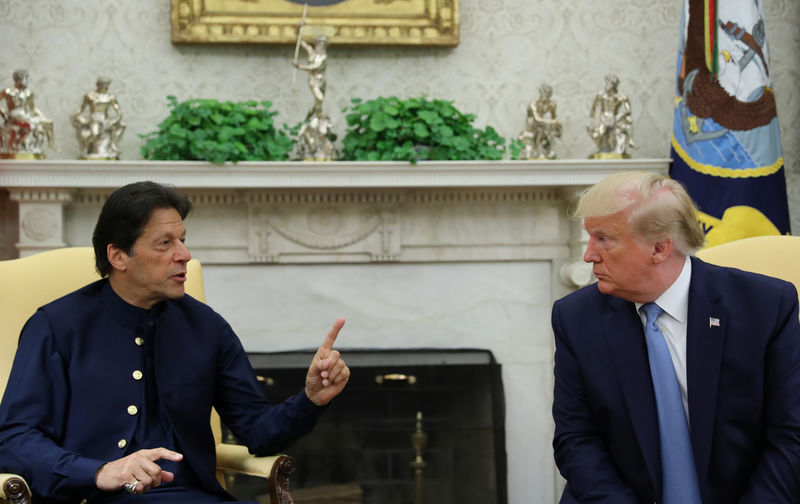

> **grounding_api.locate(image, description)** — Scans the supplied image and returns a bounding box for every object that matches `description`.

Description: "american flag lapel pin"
[709,317,720,328]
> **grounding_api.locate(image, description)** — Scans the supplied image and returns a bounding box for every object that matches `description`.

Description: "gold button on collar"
[132,370,143,380]
[134,337,144,346]
[118,439,127,448]
[127,405,138,415]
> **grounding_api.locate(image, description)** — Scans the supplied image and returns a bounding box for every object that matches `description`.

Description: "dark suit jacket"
[0,280,322,503]
[552,257,800,503]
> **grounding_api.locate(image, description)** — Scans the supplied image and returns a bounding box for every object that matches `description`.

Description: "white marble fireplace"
[0,158,669,503]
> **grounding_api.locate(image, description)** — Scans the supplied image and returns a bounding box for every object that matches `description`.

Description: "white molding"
[0,159,670,267]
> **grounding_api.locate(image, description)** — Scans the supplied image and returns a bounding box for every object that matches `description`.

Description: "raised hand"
[95,448,183,494]
[305,317,350,406]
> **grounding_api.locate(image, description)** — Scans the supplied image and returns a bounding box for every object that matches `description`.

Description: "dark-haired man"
[0,181,350,503]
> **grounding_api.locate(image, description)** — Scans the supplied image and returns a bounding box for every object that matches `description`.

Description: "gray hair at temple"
[571,171,705,255]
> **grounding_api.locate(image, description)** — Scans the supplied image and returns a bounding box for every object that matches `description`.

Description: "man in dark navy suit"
[552,171,800,503]
[0,181,351,503]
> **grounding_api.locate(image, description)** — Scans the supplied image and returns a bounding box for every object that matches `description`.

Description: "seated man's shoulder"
[555,282,608,310]
[703,260,796,294]
[40,279,106,316]
[698,261,798,321]
[169,293,229,327]
[172,292,216,314]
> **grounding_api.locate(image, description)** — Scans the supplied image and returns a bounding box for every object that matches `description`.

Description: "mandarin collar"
[101,279,166,329]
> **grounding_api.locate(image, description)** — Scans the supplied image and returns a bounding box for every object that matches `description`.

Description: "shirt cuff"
[59,456,107,489]
[293,388,327,417]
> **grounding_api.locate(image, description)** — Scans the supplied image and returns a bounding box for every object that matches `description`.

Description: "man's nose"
[175,241,191,262]
[583,240,600,263]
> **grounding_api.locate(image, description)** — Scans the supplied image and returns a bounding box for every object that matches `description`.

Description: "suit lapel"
[686,257,726,487]
[602,297,661,492]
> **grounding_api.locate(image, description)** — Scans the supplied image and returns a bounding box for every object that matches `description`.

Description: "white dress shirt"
[636,255,692,424]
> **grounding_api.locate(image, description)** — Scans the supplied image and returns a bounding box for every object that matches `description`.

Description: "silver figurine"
[296,113,337,161]
[71,77,126,160]
[292,35,336,161]
[0,69,54,159]
[517,84,562,159]
[587,74,635,159]
[294,34,328,120]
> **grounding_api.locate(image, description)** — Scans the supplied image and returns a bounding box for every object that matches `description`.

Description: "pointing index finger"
[319,317,345,356]
[145,448,183,462]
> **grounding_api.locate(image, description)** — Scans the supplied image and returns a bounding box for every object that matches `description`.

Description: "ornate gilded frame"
[171,0,459,46]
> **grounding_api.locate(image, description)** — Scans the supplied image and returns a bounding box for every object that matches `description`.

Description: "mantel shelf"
[0,158,670,190]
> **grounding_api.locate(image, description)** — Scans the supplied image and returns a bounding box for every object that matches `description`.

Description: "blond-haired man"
[552,171,800,503]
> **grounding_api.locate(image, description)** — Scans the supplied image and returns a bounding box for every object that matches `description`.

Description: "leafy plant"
[507,137,525,160]
[140,96,295,163]
[341,96,508,163]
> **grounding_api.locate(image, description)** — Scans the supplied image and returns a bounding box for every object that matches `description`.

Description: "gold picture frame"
[171,0,459,46]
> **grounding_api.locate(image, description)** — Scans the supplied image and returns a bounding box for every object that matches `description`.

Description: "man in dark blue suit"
[0,181,351,503]
[552,171,800,503]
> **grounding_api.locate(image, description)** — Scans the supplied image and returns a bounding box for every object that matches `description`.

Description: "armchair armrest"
[215,444,296,504]
[0,474,31,504]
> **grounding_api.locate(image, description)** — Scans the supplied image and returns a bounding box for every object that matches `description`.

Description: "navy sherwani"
[552,257,800,503]
[0,280,322,503]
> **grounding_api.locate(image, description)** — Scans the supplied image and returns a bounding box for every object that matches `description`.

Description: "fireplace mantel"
[0,158,668,189]
[0,158,670,504]
[0,159,669,267]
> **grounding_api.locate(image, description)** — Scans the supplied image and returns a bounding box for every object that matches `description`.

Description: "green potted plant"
[140,96,295,163]
[341,96,509,163]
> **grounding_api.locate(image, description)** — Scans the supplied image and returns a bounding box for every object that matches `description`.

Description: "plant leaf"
[370,112,388,132]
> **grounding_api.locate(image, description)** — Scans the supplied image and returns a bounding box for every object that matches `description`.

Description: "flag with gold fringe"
[669,0,790,248]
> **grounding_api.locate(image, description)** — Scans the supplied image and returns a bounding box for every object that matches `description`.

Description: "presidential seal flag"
[670,0,790,248]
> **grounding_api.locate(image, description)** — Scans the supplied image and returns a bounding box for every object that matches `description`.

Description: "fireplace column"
[558,187,593,289]
[9,188,72,257]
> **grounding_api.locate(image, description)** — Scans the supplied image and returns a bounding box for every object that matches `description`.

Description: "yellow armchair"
[0,247,295,504]
[696,235,800,318]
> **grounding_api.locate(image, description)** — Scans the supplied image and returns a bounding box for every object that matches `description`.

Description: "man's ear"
[107,243,129,273]
[651,238,673,264]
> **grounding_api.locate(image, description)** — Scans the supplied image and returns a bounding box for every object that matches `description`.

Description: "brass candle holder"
[410,411,427,504]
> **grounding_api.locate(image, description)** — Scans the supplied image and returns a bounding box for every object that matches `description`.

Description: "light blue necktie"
[642,302,702,504]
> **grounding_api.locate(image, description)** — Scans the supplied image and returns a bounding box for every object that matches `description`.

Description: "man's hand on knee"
[95,448,183,494]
